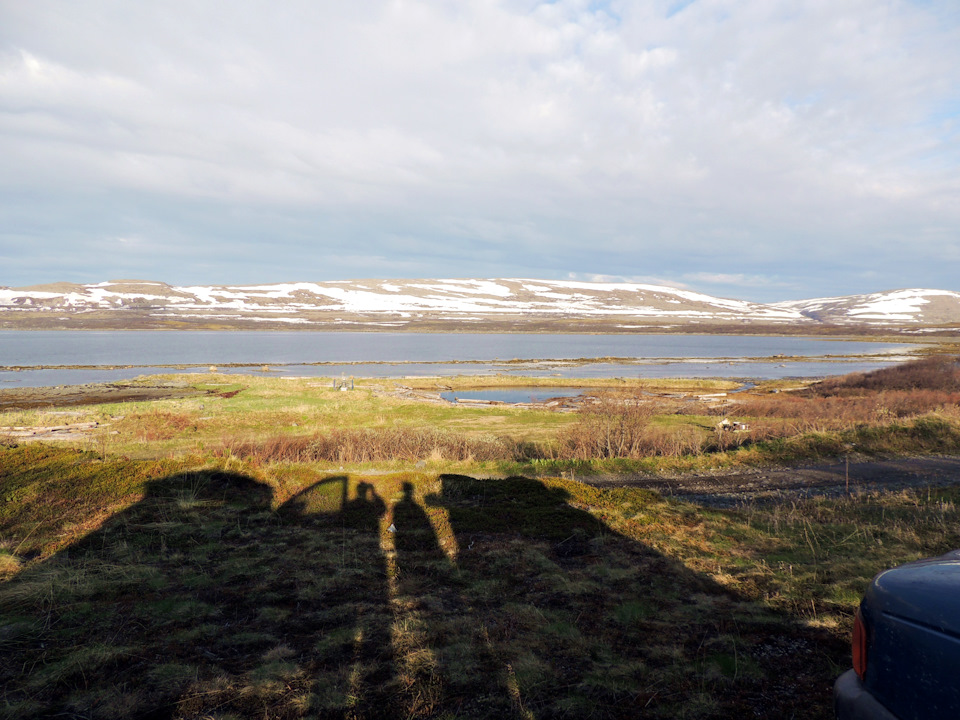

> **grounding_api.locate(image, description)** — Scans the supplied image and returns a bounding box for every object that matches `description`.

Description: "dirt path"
[583,456,960,506]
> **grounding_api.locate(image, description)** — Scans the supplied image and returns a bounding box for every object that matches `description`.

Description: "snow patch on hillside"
[776,289,960,323]
[2,280,958,326]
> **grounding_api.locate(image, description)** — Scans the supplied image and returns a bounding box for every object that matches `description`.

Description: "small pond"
[440,388,596,404]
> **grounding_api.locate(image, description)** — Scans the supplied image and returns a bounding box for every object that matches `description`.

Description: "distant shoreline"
[0,317,956,341]
[0,329,944,389]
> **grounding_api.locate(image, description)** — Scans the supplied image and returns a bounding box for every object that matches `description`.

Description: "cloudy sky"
[1,0,958,301]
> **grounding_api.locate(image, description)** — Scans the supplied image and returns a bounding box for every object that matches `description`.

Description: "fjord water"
[0,330,912,387]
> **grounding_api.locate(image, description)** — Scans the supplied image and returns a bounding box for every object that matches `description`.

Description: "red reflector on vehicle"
[853,608,867,680]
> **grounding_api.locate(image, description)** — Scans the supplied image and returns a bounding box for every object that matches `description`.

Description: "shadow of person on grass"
[422,474,847,720]
[0,468,848,720]
[0,469,395,720]
[277,476,394,717]
[387,481,470,716]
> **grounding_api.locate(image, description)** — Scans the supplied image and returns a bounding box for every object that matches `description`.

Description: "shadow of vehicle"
[0,469,846,719]
[415,474,845,719]
[0,470,395,719]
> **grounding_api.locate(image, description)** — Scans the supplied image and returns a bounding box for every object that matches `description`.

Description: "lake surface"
[0,330,916,387]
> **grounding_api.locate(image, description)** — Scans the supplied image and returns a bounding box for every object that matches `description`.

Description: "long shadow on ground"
[424,475,845,718]
[0,469,845,719]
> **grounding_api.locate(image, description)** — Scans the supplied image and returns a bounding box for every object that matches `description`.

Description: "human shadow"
[0,470,394,720]
[0,468,848,719]
[421,474,847,720]
[277,477,393,716]
[387,482,468,715]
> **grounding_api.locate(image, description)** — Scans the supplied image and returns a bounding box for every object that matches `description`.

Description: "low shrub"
[813,355,960,394]
[558,392,657,459]
[217,427,526,464]
[733,390,960,432]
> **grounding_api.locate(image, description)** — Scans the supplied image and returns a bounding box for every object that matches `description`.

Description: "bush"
[813,356,960,394]
[558,392,712,459]
[558,392,656,459]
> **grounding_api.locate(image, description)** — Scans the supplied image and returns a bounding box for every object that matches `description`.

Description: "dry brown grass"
[124,411,203,442]
[733,391,960,431]
[813,355,960,394]
[216,427,530,464]
[715,357,960,439]
[552,359,960,462]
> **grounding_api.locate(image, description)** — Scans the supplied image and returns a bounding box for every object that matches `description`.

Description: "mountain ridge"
[2,279,959,332]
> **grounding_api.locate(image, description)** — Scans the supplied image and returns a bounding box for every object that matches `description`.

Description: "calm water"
[0,331,914,387]
[441,388,596,404]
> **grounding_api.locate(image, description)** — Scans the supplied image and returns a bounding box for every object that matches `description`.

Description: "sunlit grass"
[4,370,959,481]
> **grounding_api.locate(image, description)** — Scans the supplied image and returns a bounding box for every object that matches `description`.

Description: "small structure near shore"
[717,418,749,432]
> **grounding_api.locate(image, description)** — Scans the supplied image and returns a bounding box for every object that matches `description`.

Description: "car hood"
[868,550,960,637]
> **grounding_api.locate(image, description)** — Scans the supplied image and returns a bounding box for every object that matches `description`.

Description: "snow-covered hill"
[1,279,958,329]
[771,289,960,326]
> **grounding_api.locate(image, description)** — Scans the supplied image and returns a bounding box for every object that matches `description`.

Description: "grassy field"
[0,375,739,472]
[2,359,960,718]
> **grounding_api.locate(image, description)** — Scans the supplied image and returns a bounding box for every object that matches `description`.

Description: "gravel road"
[583,456,960,506]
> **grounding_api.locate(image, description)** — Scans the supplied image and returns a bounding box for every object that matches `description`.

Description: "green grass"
[2,444,959,718]
[2,370,960,717]
[5,373,959,477]
[29,374,580,463]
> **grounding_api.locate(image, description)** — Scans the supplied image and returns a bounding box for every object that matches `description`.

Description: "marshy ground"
[2,359,960,718]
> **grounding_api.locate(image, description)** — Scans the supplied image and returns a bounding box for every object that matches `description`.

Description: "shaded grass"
[0,444,186,559]
[3,446,959,718]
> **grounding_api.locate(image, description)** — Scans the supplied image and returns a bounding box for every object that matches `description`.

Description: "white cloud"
[568,272,690,289]
[683,273,791,288]
[0,0,958,298]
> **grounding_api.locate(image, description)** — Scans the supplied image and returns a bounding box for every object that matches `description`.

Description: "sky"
[1,0,959,302]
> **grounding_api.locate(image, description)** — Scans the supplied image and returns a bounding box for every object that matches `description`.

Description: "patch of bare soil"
[1,421,103,441]
[584,456,960,506]
[0,381,205,411]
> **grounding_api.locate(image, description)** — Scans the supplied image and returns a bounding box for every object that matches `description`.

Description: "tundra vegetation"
[1,357,959,718]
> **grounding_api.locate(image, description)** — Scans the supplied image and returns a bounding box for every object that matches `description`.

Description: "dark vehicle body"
[835,549,960,720]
